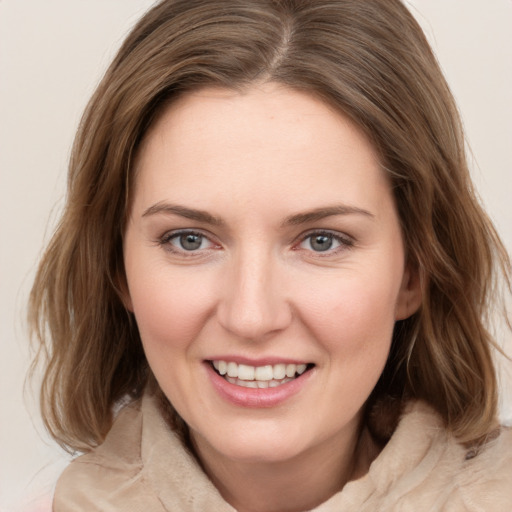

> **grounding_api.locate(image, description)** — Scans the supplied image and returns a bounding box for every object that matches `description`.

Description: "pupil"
[311,234,332,252]
[180,233,202,250]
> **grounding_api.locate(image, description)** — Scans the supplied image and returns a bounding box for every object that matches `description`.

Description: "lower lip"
[205,363,313,408]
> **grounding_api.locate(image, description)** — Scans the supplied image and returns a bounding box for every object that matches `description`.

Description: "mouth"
[208,360,315,389]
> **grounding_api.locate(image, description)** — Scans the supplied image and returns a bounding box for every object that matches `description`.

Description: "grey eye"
[298,232,348,254]
[178,233,204,251]
[309,234,334,252]
[160,230,217,255]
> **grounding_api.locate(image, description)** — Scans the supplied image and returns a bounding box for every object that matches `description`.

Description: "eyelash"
[294,230,354,256]
[158,229,219,256]
[157,229,354,257]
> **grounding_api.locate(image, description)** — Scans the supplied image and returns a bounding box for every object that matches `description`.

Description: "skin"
[123,83,421,512]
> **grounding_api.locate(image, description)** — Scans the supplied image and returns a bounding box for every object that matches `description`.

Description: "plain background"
[1,0,511,509]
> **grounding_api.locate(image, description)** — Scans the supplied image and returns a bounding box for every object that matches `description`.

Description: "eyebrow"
[142,202,224,226]
[142,202,374,227]
[282,205,374,226]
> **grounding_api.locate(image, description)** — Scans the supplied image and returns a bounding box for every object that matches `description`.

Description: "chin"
[191,416,327,466]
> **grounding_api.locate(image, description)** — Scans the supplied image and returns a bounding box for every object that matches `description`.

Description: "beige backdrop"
[1,1,511,510]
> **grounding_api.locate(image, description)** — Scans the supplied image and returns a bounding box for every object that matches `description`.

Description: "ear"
[395,263,422,320]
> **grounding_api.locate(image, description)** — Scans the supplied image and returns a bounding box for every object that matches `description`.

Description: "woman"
[29,0,512,510]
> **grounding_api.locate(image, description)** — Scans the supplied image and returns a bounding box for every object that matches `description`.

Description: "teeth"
[227,361,238,378]
[218,360,227,375]
[212,360,310,383]
[273,364,286,380]
[255,365,273,381]
[226,376,294,388]
[286,364,296,378]
[238,364,255,380]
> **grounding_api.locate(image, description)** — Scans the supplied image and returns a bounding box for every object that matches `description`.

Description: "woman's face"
[123,83,420,465]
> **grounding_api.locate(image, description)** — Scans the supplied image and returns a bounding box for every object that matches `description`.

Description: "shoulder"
[451,426,512,510]
[53,400,164,511]
[389,402,512,511]
[346,401,512,512]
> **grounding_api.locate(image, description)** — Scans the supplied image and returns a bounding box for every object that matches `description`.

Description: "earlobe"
[395,265,423,320]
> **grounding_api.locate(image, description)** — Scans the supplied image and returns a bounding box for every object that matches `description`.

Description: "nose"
[216,248,292,342]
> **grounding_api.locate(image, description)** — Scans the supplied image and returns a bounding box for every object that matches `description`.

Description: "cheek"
[297,268,401,357]
[126,264,216,353]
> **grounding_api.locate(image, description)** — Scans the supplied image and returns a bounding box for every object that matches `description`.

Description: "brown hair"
[29,0,511,452]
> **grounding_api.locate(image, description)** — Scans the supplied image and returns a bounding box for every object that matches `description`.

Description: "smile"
[210,360,312,389]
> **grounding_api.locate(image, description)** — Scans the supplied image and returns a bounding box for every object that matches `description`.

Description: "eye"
[174,232,207,251]
[298,231,353,254]
[160,230,217,254]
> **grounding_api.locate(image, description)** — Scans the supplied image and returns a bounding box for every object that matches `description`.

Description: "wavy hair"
[29,0,511,452]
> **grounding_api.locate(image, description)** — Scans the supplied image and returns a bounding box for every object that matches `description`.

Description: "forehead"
[131,83,391,218]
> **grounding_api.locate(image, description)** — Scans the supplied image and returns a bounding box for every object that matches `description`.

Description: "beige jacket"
[54,393,512,511]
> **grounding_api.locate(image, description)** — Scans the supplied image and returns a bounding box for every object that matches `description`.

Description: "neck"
[190,416,380,512]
